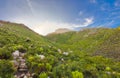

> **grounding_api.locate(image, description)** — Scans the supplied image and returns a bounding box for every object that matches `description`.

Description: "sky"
[0,0,120,35]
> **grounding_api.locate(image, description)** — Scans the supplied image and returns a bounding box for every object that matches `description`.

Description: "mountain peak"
[47,28,73,35]
[55,28,71,33]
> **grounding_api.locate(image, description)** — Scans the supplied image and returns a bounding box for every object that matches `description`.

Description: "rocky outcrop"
[12,50,32,78]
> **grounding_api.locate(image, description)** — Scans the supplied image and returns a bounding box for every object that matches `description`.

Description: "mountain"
[47,28,120,61]
[0,21,120,78]
[47,28,72,35]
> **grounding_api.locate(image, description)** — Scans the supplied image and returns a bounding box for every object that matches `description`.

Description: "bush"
[39,72,48,78]
[72,71,84,78]
[0,60,15,78]
[0,48,12,59]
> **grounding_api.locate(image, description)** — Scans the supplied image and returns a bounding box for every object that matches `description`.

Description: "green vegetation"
[47,28,120,61]
[0,21,120,78]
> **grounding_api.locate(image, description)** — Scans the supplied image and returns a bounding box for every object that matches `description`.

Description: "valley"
[0,21,120,78]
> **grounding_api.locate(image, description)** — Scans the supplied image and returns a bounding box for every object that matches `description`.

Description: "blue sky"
[0,0,120,35]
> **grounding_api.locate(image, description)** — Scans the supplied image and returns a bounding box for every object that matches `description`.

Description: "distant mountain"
[47,28,73,35]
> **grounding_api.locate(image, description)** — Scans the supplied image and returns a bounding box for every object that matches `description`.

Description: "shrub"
[0,60,15,78]
[39,72,48,78]
[72,71,84,78]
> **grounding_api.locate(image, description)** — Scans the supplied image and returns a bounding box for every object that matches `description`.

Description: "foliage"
[39,72,48,78]
[0,60,15,78]
[72,71,84,78]
[0,21,120,78]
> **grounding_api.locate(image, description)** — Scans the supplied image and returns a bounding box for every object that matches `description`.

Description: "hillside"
[0,21,50,44]
[47,28,120,61]
[0,21,61,78]
[0,21,120,78]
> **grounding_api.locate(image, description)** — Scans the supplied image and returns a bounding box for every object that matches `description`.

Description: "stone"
[20,73,25,77]
[24,75,27,78]
[12,50,20,57]
[12,60,19,67]
[20,53,25,57]
[26,72,31,77]
[58,49,62,53]
[19,68,28,72]
[61,58,64,61]
[18,56,23,59]
[14,75,17,78]
[38,55,45,59]
[19,58,26,63]
[63,52,69,56]
[19,65,27,69]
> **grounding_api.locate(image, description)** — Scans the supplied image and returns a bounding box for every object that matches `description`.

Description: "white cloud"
[31,17,94,35]
[10,17,94,35]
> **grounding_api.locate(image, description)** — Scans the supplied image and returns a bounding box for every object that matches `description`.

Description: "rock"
[19,65,27,69]
[19,58,26,63]
[32,73,35,76]
[19,62,27,70]
[106,72,111,75]
[12,60,19,67]
[63,52,69,56]
[14,75,17,78]
[58,49,62,53]
[20,53,25,57]
[26,72,31,77]
[12,50,20,58]
[38,55,45,60]
[24,75,27,78]
[20,73,25,77]
[61,58,64,61]
[19,68,28,72]
[18,56,23,59]
[12,50,31,78]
